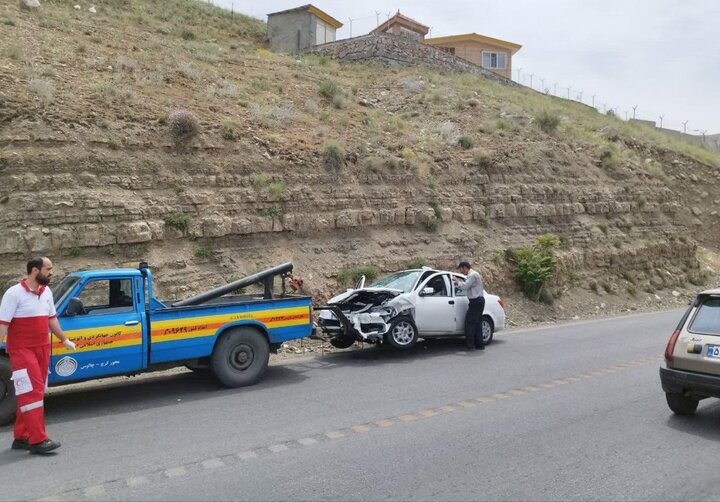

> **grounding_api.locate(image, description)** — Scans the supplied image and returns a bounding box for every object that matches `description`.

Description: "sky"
[223,1,720,135]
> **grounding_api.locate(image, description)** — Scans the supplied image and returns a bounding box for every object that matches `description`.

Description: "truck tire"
[211,327,270,388]
[384,316,418,350]
[329,335,355,349]
[0,355,16,426]
[665,392,699,416]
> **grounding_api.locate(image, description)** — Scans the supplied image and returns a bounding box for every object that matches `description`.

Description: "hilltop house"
[371,11,429,42]
[267,4,343,53]
[425,33,522,79]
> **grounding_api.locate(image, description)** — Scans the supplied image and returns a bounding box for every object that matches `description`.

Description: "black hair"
[456,260,471,269]
[26,257,46,275]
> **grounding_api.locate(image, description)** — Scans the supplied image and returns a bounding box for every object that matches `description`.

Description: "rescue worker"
[0,257,76,454]
[453,260,486,351]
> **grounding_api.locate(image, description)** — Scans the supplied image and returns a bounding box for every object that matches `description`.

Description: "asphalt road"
[2,308,720,501]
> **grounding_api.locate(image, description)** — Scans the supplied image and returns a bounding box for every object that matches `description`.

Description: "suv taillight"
[498,298,505,309]
[664,328,681,362]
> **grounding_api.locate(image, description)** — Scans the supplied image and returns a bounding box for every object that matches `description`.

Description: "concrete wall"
[308,34,515,85]
[267,11,316,53]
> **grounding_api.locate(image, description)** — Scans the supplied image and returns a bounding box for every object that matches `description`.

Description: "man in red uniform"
[0,257,75,454]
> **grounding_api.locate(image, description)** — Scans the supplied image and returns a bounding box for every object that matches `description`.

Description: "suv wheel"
[665,392,699,416]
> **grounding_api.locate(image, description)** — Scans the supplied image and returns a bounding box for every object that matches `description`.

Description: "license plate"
[706,345,720,358]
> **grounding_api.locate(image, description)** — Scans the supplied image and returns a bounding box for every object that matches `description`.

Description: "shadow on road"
[37,363,308,427]
[665,400,720,442]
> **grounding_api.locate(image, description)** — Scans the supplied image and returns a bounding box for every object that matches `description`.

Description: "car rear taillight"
[498,298,505,309]
[664,328,681,362]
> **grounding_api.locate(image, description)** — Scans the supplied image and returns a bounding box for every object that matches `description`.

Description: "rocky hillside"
[1,0,719,318]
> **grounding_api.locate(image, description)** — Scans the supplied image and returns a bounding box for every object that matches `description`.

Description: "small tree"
[507,234,560,301]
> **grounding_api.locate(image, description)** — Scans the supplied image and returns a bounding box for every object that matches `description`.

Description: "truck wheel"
[384,316,418,350]
[481,316,494,345]
[665,392,699,416]
[329,335,355,349]
[0,356,16,426]
[211,327,270,388]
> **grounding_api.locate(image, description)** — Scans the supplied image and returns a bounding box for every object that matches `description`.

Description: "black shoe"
[11,438,29,450]
[29,439,61,454]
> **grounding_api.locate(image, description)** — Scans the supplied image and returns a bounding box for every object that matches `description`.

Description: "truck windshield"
[52,275,81,308]
[370,271,422,293]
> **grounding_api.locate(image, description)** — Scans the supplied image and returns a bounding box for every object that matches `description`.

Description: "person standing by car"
[0,257,76,454]
[453,260,485,350]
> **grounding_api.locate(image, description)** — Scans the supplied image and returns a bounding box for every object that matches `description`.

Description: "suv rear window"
[689,297,720,335]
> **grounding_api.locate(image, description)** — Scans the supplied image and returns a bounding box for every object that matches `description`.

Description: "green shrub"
[165,213,191,232]
[406,257,427,269]
[194,246,212,259]
[181,29,196,40]
[268,182,285,197]
[221,121,238,140]
[68,246,83,257]
[424,218,439,232]
[252,174,269,188]
[507,234,560,301]
[627,284,638,296]
[457,135,475,149]
[323,141,345,170]
[474,153,492,168]
[535,110,560,134]
[260,206,282,218]
[430,201,442,219]
[598,222,609,235]
[602,281,613,293]
[319,80,342,100]
[589,281,599,293]
[600,148,618,169]
[337,266,379,285]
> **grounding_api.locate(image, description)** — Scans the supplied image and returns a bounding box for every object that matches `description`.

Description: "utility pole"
[375,10,381,26]
[540,78,546,92]
[529,73,534,89]
[632,105,638,119]
[516,67,522,82]
[348,17,354,38]
[592,95,596,108]
[624,110,628,120]
[566,86,571,99]
[659,114,664,128]
[682,120,689,134]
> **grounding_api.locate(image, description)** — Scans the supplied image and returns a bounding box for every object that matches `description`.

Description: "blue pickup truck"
[0,262,313,425]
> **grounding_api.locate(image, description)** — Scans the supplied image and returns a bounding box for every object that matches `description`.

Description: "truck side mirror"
[64,297,84,317]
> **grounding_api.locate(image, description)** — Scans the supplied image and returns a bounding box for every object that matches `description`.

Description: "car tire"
[329,336,355,349]
[0,355,16,426]
[385,316,418,350]
[211,327,270,388]
[665,392,699,416]
[481,316,494,345]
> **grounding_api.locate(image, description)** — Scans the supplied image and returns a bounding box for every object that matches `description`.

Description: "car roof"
[699,288,720,296]
[70,268,142,278]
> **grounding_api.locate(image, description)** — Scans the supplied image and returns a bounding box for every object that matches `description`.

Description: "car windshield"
[689,297,720,335]
[52,274,81,308]
[369,271,422,293]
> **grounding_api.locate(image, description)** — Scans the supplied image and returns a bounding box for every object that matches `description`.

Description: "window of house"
[399,26,421,42]
[482,51,507,69]
[438,46,456,55]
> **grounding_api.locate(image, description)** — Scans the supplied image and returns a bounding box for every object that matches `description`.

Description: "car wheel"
[385,316,418,350]
[329,335,355,349]
[211,327,270,388]
[481,316,494,345]
[665,392,699,416]
[0,355,16,426]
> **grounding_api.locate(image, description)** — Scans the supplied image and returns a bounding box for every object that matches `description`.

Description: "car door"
[49,277,144,384]
[414,274,456,335]
[453,273,471,334]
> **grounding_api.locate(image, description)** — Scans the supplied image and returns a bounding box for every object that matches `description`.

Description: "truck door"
[49,277,144,383]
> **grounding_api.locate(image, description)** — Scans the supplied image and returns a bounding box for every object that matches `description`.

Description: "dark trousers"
[465,297,486,349]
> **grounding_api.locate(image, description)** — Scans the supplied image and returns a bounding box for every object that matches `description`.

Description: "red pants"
[9,346,50,444]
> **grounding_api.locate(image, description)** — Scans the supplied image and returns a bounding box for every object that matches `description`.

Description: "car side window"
[76,279,134,315]
[453,274,466,297]
[425,275,450,297]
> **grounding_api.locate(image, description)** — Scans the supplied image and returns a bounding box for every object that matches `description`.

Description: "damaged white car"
[317,268,506,350]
